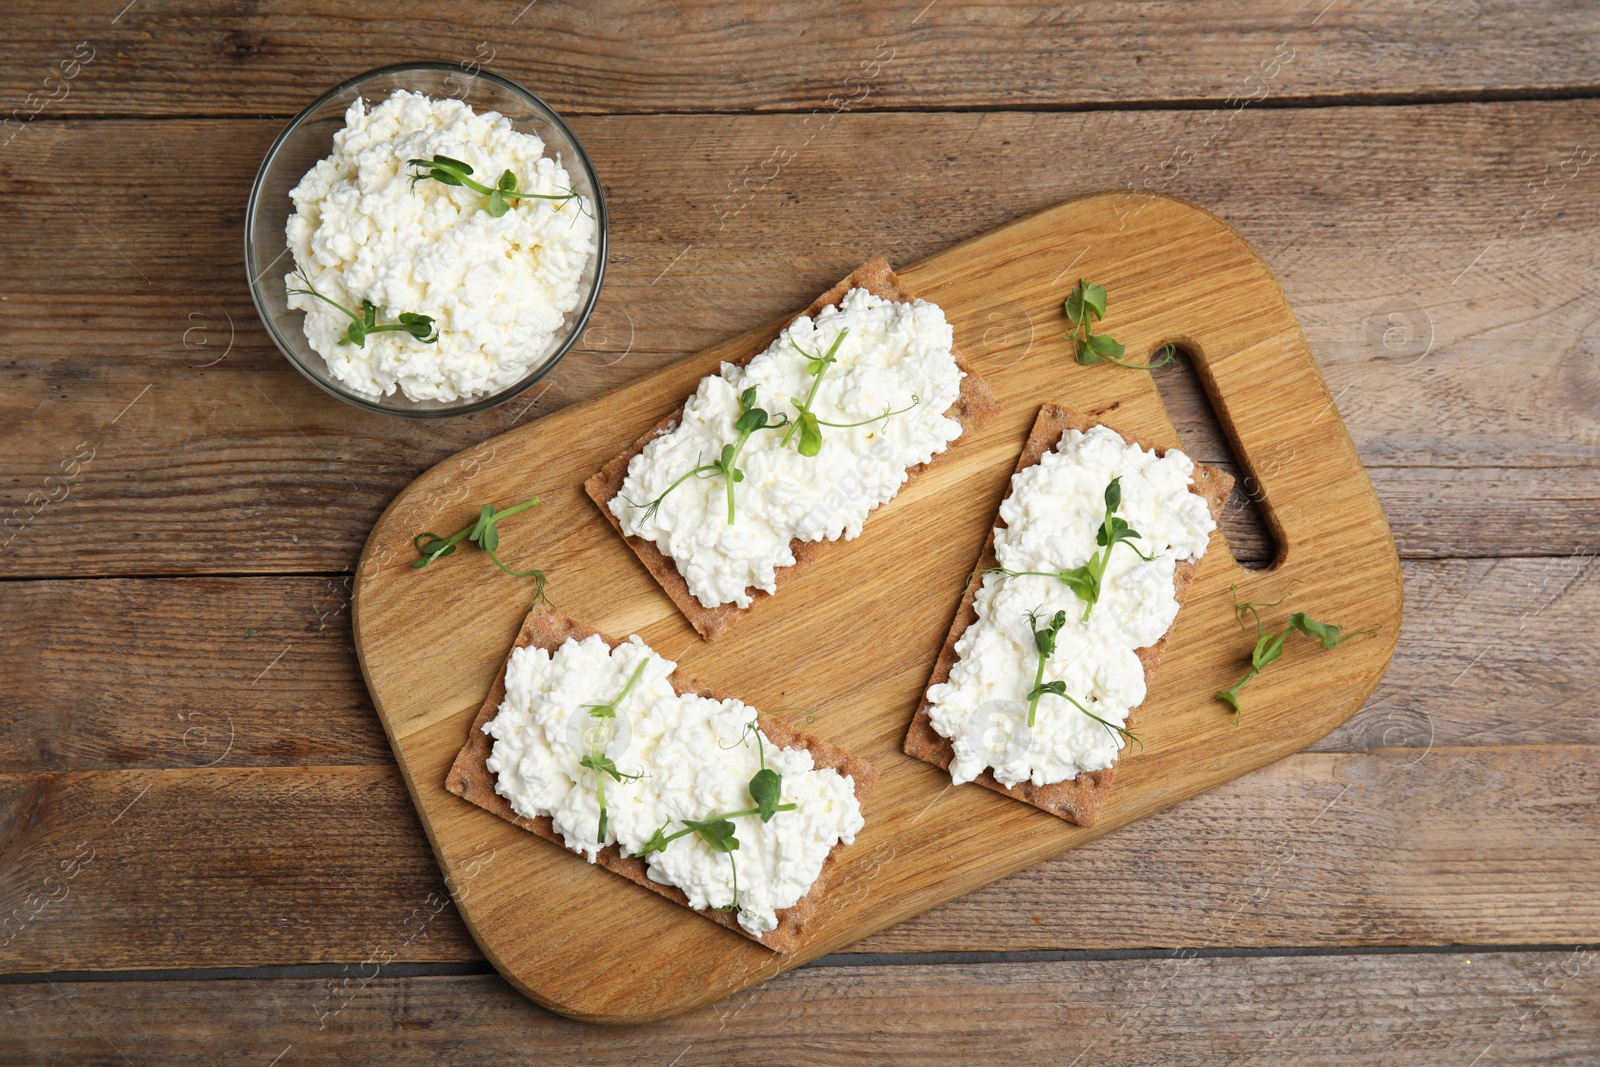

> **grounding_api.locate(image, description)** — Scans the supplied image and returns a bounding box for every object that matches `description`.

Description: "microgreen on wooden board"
[407,154,583,218]
[625,387,789,525]
[410,498,549,600]
[986,477,1157,622]
[1064,279,1177,370]
[637,720,797,916]
[287,274,438,348]
[1020,608,1141,747]
[1215,584,1377,721]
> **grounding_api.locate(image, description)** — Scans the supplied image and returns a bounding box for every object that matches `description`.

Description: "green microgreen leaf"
[1085,332,1126,362]
[408,154,585,216]
[632,715,798,918]
[286,273,437,347]
[749,767,783,822]
[985,477,1157,623]
[1215,585,1377,721]
[780,328,851,452]
[408,497,547,600]
[686,816,739,853]
[625,387,787,526]
[1063,279,1176,370]
[796,411,822,457]
[578,658,652,841]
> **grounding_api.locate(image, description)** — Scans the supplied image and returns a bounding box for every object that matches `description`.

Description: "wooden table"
[2,3,1597,1062]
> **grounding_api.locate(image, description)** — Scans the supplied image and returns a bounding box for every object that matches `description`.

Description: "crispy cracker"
[584,256,1001,641]
[444,607,878,953]
[902,403,1234,827]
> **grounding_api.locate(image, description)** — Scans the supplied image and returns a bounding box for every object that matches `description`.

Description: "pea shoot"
[407,154,583,218]
[1019,609,1141,747]
[410,498,549,601]
[287,274,438,347]
[986,477,1157,622]
[639,720,796,916]
[1215,585,1376,722]
[780,328,850,457]
[1064,279,1177,370]
[578,658,650,841]
[625,387,789,525]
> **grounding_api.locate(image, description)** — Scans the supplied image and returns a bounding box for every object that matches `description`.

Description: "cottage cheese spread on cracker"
[483,632,864,936]
[925,426,1215,787]
[610,287,964,609]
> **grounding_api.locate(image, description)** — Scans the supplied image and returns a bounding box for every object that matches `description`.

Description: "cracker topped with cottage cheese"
[444,608,875,951]
[284,89,596,402]
[585,258,998,641]
[904,405,1232,827]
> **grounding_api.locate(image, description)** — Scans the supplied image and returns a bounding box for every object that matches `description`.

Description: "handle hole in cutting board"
[1149,343,1279,570]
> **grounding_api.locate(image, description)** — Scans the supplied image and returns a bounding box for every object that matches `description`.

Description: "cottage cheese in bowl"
[284,88,597,403]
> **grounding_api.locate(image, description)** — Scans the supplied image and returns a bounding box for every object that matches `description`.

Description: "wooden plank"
[3,1,1598,119]
[5,555,1595,776]
[348,192,1402,1021]
[4,951,1598,1064]
[3,746,1596,972]
[0,576,384,772]
[4,103,1599,575]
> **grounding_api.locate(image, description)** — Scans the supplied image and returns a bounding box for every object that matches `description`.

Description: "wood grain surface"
[350,193,1401,1021]
[3,1,1598,117]
[5,951,1598,1066]
[4,0,1599,1057]
[5,104,1600,576]
[3,745,1596,974]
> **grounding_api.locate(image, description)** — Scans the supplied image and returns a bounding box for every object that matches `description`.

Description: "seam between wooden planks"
[16,85,1600,122]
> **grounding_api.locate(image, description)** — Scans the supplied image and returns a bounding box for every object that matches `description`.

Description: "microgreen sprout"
[1023,608,1068,729]
[638,719,797,915]
[985,477,1157,622]
[813,395,921,430]
[780,328,850,456]
[407,154,583,218]
[579,658,650,841]
[1020,608,1140,747]
[286,274,437,347]
[624,386,789,525]
[1215,584,1377,722]
[1064,279,1177,370]
[410,498,549,600]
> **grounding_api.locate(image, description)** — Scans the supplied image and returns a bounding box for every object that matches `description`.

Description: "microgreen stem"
[625,387,786,526]
[580,658,651,841]
[287,273,437,347]
[813,394,921,428]
[781,329,849,448]
[410,497,548,600]
[985,478,1156,623]
[1063,279,1178,370]
[407,154,584,218]
[1214,584,1376,721]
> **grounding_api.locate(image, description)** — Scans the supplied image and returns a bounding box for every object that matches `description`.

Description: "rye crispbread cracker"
[445,607,877,953]
[902,403,1233,827]
[584,257,1000,641]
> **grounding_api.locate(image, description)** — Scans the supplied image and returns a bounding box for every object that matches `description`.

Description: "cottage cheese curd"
[611,287,965,608]
[925,426,1215,787]
[483,633,864,936]
[284,89,595,402]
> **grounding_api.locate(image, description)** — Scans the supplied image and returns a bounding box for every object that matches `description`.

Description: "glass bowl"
[244,62,608,418]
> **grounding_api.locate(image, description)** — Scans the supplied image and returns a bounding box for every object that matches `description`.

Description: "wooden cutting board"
[352,192,1403,1023]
